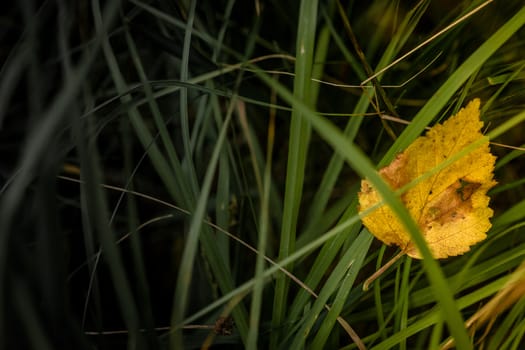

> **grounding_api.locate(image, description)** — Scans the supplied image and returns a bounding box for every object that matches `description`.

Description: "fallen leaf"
[358,99,496,259]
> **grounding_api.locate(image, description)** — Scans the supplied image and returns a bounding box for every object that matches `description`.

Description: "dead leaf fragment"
[358,99,496,259]
[440,261,525,350]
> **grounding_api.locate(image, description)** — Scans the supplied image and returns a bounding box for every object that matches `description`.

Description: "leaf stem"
[363,250,406,291]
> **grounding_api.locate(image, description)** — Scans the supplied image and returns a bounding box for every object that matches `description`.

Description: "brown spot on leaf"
[422,179,482,227]
[379,153,409,189]
[456,179,481,201]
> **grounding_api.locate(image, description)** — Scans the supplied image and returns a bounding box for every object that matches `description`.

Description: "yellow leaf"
[358,99,497,259]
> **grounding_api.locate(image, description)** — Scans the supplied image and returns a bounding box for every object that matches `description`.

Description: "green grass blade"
[181,209,366,334]
[246,115,274,349]
[289,200,362,323]
[271,0,318,346]
[123,28,195,208]
[380,5,525,167]
[169,103,235,347]
[308,231,373,349]
[370,275,508,350]
[179,0,199,195]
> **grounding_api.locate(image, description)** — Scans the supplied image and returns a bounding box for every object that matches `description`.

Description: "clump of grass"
[2,1,525,349]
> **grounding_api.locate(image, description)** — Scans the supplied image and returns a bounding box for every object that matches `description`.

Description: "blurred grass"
[2,0,525,349]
